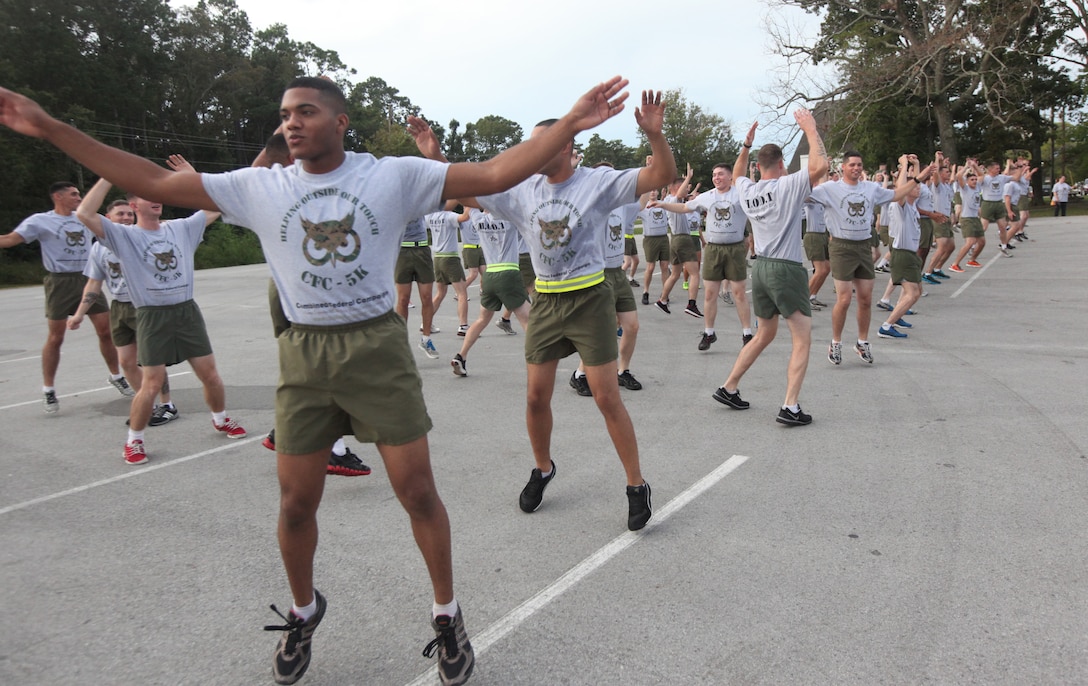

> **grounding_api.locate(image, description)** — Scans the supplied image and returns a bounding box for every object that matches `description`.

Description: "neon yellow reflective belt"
[535,270,604,293]
[487,262,519,272]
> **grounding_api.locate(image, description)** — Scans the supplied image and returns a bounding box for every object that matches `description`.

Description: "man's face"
[987,163,1000,175]
[966,175,978,188]
[940,166,952,182]
[52,186,81,213]
[841,157,864,182]
[280,87,347,161]
[129,197,162,220]
[711,167,731,191]
[107,205,135,225]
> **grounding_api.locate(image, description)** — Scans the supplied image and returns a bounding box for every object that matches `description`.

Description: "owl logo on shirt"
[651,209,665,222]
[847,200,867,217]
[714,205,732,223]
[301,212,361,267]
[152,249,178,271]
[608,219,623,243]
[65,230,86,247]
[107,260,123,279]
[538,214,572,249]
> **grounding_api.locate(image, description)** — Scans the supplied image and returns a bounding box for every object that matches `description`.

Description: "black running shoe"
[655,300,671,314]
[698,332,717,351]
[264,590,326,685]
[776,406,813,426]
[684,303,703,318]
[641,292,650,305]
[617,370,643,390]
[451,354,467,377]
[519,460,556,513]
[327,448,371,476]
[569,371,592,397]
[423,608,475,686]
[712,387,750,410]
[148,403,179,427]
[742,333,754,346]
[626,482,652,531]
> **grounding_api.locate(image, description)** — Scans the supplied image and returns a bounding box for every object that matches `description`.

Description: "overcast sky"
[174,0,826,150]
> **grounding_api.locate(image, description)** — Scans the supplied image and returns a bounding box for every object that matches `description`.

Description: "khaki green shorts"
[933,220,953,239]
[461,246,485,269]
[751,258,811,320]
[890,248,922,285]
[268,279,290,338]
[395,246,435,284]
[524,282,617,366]
[434,255,466,285]
[1017,196,1030,213]
[802,232,829,263]
[701,242,748,282]
[960,217,984,238]
[518,253,536,291]
[624,236,638,257]
[918,218,934,250]
[276,311,431,454]
[44,272,107,320]
[870,227,881,249]
[980,200,1006,222]
[829,237,876,281]
[605,267,637,313]
[642,235,670,263]
[136,300,213,367]
[669,234,698,265]
[952,192,962,207]
[878,225,891,247]
[690,234,703,252]
[110,299,138,348]
[479,267,528,312]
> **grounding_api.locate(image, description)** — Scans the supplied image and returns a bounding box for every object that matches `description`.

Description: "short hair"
[842,151,863,164]
[263,133,291,166]
[713,163,732,173]
[285,76,347,114]
[592,161,614,169]
[106,199,130,212]
[49,182,76,197]
[756,144,784,169]
[534,118,559,128]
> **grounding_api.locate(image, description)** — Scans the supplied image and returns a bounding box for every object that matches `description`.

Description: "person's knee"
[279,486,321,528]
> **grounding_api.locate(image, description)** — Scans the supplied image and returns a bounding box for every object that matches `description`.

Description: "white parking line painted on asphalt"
[0,435,263,516]
[0,371,194,411]
[0,355,41,365]
[405,454,751,686]
[950,253,1001,299]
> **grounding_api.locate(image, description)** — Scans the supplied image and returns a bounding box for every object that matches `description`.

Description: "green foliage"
[638,89,739,188]
[581,134,642,170]
[194,221,265,270]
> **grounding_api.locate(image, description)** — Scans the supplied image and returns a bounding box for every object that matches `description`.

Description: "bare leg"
[583,360,643,486]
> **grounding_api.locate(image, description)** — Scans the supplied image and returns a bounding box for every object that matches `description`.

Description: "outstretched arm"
[796,108,828,187]
[734,122,757,180]
[0,87,217,210]
[75,178,112,239]
[634,91,676,195]
[439,76,631,200]
[165,154,222,226]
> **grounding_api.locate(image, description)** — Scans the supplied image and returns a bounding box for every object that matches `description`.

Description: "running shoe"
[108,376,136,397]
[894,318,912,328]
[721,290,733,305]
[419,338,439,359]
[931,269,951,279]
[457,324,468,337]
[828,342,842,365]
[568,371,592,397]
[655,301,671,314]
[698,332,717,351]
[855,341,874,363]
[966,260,983,268]
[628,278,640,286]
[519,460,556,512]
[213,417,247,438]
[878,324,908,339]
[922,274,941,285]
[43,390,59,414]
[617,370,642,390]
[423,608,475,686]
[262,429,276,451]
[712,387,750,409]
[948,264,965,273]
[123,439,148,465]
[641,292,650,305]
[264,590,327,685]
[327,448,371,476]
[149,404,179,426]
[495,319,516,335]
[451,354,467,377]
[742,333,754,346]
[810,296,828,308]
[776,406,813,426]
[999,245,1012,257]
[626,482,652,531]
[876,301,894,312]
[419,324,441,333]
[684,303,703,318]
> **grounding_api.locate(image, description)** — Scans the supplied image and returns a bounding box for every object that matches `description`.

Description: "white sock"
[742,328,753,336]
[292,597,318,621]
[433,598,459,619]
[574,370,586,379]
[332,438,347,456]
[110,373,124,381]
[127,429,144,444]
[212,410,228,425]
[784,404,800,413]
[43,386,55,394]
[705,328,715,336]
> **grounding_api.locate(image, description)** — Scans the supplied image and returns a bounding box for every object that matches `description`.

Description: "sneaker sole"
[776,415,812,426]
[712,390,749,410]
[327,465,371,476]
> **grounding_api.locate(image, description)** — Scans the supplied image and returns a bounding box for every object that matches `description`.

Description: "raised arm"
[0,87,217,210]
[75,178,113,239]
[439,76,631,200]
[796,108,828,187]
[634,90,677,195]
[734,122,757,180]
[165,154,222,226]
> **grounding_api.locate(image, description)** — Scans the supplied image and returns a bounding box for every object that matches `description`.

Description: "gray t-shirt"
[1003,181,1023,205]
[687,187,745,244]
[426,211,461,257]
[14,211,94,273]
[202,152,447,325]
[932,182,954,216]
[810,180,895,241]
[981,174,1010,202]
[479,166,639,292]
[638,205,670,237]
[888,200,921,252]
[100,213,207,308]
[83,242,131,303]
[803,200,826,234]
[605,202,640,268]
[735,170,810,263]
[470,209,520,267]
[957,182,982,218]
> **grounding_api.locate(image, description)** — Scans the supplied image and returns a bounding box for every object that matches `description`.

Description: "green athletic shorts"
[109,299,138,348]
[980,200,1006,222]
[624,236,638,257]
[701,242,748,283]
[479,268,528,312]
[434,255,466,285]
[829,237,876,281]
[890,248,922,285]
[276,311,431,453]
[524,281,617,366]
[751,257,811,320]
[461,246,484,269]
[518,253,536,292]
[136,300,213,367]
[918,218,934,251]
[803,232,829,263]
[605,267,636,313]
[394,246,435,284]
[1017,196,1030,213]
[44,272,107,320]
[960,217,984,238]
[642,235,669,263]
[268,279,290,338]
[669,234,698,265]
[933,220,953,239]
[878,225,891,247]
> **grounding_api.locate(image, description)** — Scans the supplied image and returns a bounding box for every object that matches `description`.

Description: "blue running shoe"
[894,318,912,328]
[878,325,908,339]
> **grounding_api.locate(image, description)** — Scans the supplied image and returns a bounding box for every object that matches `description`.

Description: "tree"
[462,115,523,162]
[581,134,641,169]
[638,89,739,187]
